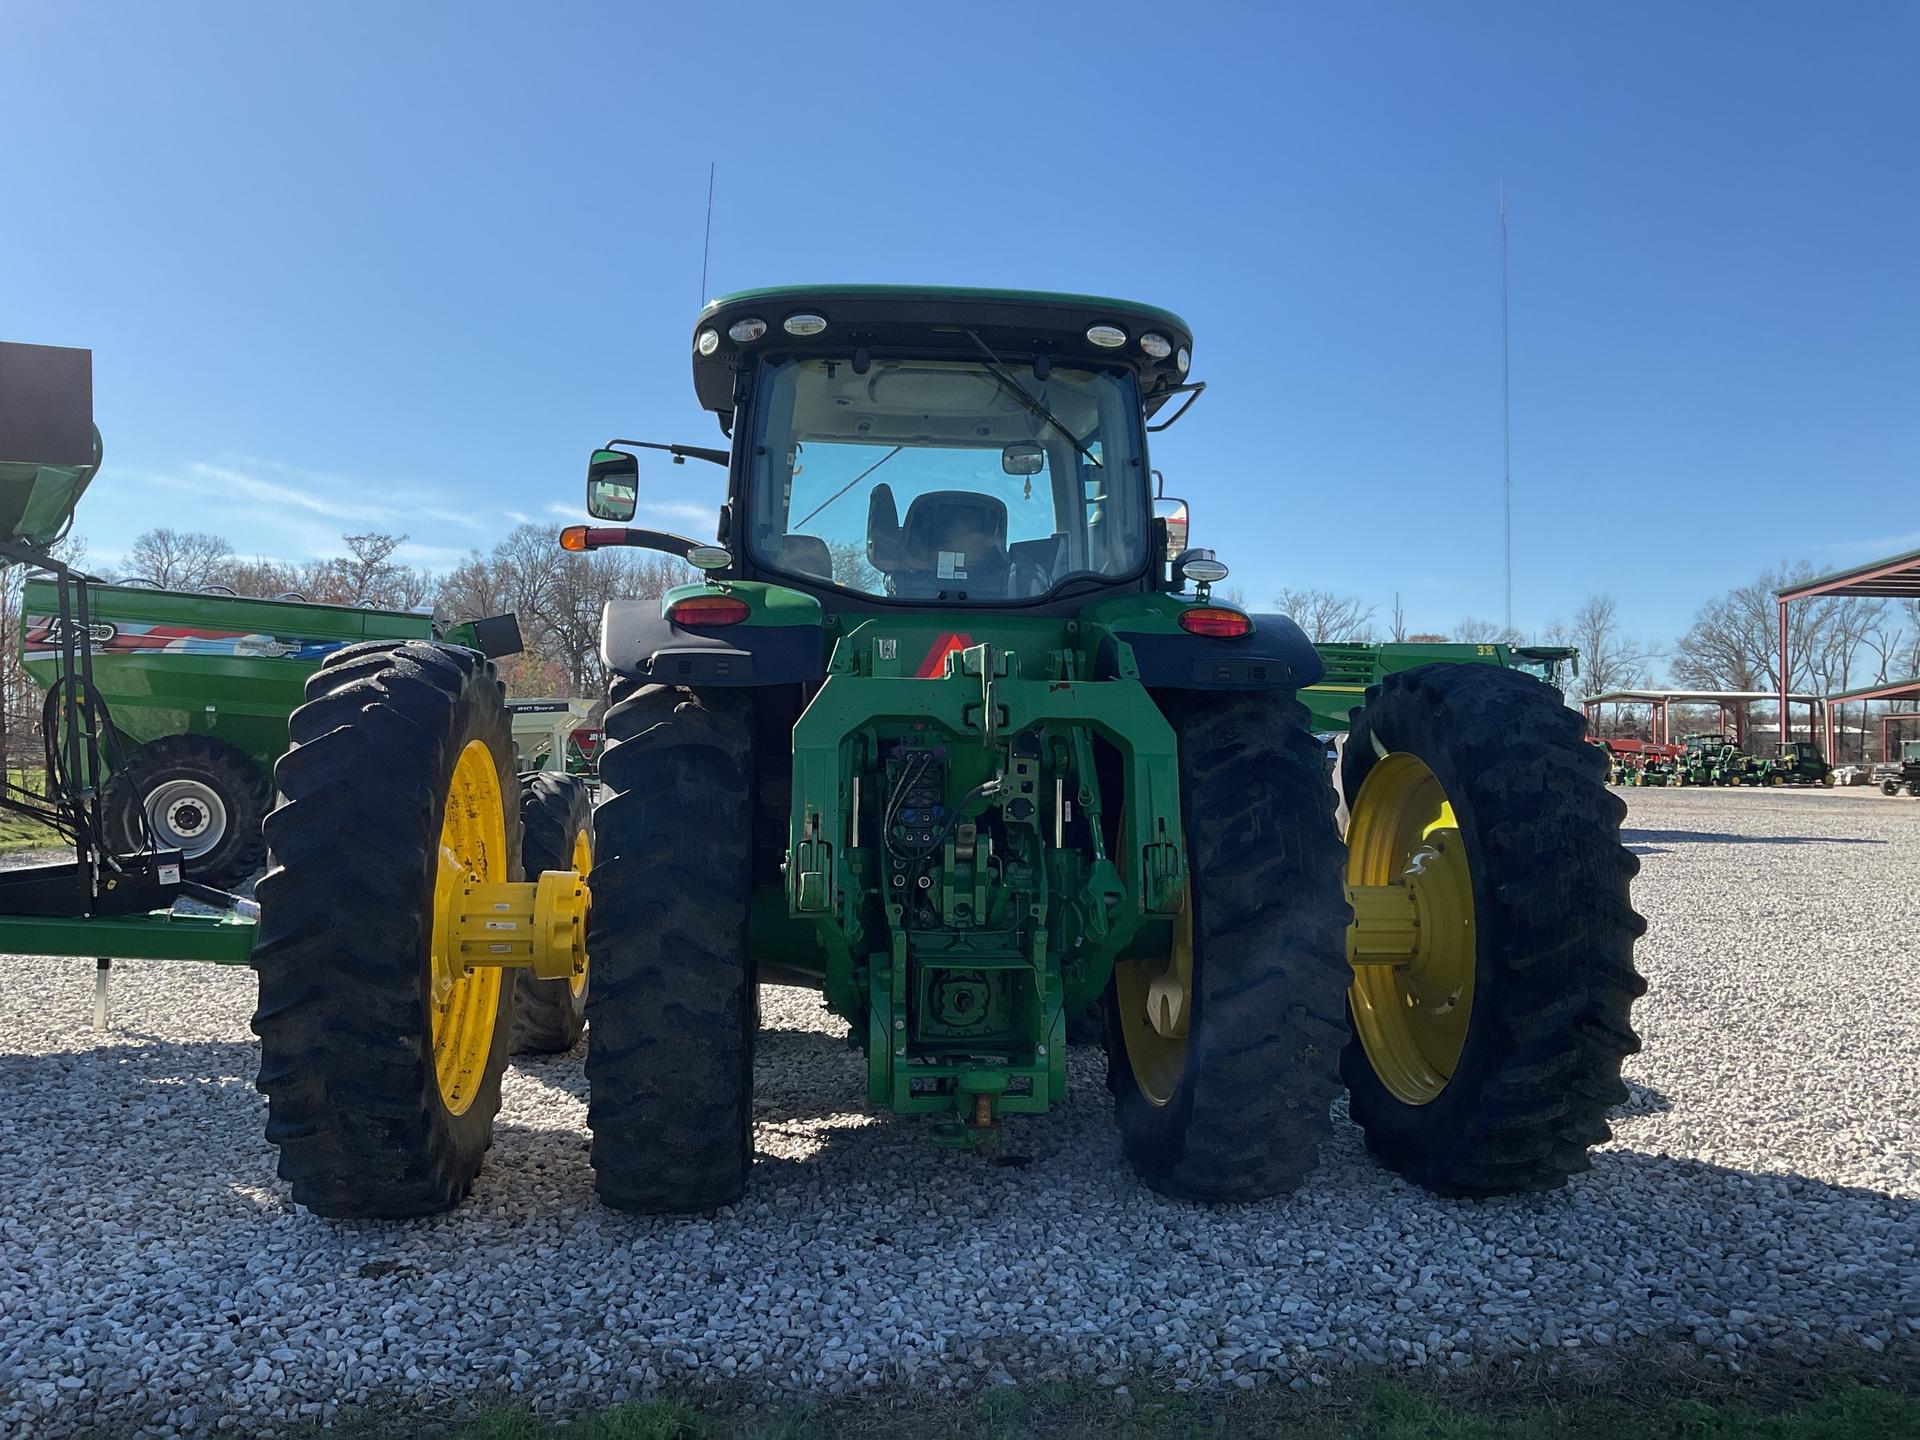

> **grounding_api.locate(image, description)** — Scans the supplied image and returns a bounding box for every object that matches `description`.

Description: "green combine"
[251,287,1646,1218]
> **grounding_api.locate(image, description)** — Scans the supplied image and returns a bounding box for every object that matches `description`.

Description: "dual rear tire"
[1107,666,1645,1202]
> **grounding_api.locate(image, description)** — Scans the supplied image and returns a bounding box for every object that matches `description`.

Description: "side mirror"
[1153,496,1190,559]
[586,448,638,521]
[1001,441,1045,476]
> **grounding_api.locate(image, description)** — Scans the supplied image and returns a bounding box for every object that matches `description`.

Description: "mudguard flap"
[600,599,824,686]
[1095,611,1323,691]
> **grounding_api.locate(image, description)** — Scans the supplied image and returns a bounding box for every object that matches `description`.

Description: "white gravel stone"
[0,787,1915,1435]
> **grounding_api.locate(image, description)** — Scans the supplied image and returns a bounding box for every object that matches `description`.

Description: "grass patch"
[0,768,62,852]
[370,1373,1920,1440]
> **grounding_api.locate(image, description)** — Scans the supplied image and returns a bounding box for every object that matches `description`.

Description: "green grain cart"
[251,287,1645,1219]
[19,580,516,886]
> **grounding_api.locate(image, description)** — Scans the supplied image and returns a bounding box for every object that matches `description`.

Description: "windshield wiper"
[956,329,1102,469]
[793,445,904,529]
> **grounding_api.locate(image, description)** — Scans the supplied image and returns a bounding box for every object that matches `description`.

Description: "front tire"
[1108,690,1351,1201]
[251,641,520,1217]
[511,772,594,1054]
[1341,665,1646,1195]
[585,682,755,1213]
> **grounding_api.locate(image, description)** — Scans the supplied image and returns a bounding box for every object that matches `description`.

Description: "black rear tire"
[251,640,520,1217]
[103,733,270,888]
[1108,690,1351,1201]
[511,772,594,1054]
[585,682,756,1213]
[1340,664,1646,1195]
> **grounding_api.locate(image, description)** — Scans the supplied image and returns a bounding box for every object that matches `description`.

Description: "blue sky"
[3,3,1914,649]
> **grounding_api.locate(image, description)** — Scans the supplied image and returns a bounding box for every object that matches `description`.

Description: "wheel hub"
[1344,752,1477,1106]
[1115,888,1193,1107]
[141,778,227,857]
[429,740,506,1117]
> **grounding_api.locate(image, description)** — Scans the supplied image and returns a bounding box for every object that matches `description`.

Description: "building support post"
[1778,599,1791,749]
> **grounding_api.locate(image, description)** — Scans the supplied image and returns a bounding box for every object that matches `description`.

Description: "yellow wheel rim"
[430,739,506,1116]
[568,827,592,1000]
[1115,888,1193,1107]
[1346,752,1476,1105]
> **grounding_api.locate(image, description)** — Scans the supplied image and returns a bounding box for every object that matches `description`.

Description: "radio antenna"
[1500,183,1513,635]
[699,162,716,306]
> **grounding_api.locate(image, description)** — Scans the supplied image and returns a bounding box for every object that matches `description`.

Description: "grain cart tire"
[511,772,594,1054]
[586,682,755,1213]
[251,640,520,1218]
[1340,664,1646,1195]
[1107,691,1351,1201]
[1882,780,1901,797]
[103,733,270,887]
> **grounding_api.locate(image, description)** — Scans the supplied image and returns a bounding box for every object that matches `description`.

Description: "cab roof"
[690,285,1195,418]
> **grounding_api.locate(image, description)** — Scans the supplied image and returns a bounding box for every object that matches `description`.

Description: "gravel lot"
[1,787,1916,1434]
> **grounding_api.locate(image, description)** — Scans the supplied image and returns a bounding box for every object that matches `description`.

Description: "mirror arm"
[606,438,731,468]
[574,527,705,558]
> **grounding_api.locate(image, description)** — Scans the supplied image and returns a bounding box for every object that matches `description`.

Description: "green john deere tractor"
[251,287,1646,1217]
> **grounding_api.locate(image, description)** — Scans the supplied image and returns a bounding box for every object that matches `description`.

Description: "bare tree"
[123,528,233,589]
[1273,587,1376,643]
[1387,593,1407,643]
[1565,593,1653,702]
[1671,562,1902,750]
[0,533,87,767]
[1451,615,1525,645]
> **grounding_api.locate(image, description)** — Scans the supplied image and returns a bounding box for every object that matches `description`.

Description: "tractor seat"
[888,490,1011,593]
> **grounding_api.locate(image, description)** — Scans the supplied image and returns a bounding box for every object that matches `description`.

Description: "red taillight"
[668,595,750,626]
[1178,607,1252,638]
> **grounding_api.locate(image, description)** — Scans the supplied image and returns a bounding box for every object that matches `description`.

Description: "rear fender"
[600,580,827,686]
[1082,597,1323,691]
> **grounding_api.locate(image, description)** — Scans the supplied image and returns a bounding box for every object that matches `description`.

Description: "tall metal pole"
[1500,186,1512,635]
[699,162,716,306]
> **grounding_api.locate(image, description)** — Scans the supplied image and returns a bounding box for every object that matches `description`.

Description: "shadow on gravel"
[1621,828,1886,847]
[1608,1079,1672,1118]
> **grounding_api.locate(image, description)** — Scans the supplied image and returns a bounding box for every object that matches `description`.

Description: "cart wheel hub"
[142,778,228,856]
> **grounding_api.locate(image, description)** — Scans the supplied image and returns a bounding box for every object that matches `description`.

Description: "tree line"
[1263,568,1920,757]
[4,528,1915,763]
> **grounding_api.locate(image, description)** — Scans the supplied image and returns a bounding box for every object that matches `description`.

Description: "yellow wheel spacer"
[1114,889,1193,1107]
[568,827,592,1000]
[1345,753,1476,1106]
[430,739,507,1115]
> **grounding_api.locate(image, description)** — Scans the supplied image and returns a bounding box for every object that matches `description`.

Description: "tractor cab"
[574,287,1205,611]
